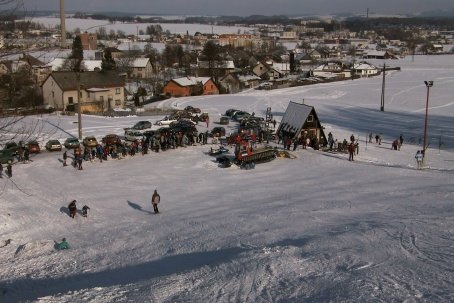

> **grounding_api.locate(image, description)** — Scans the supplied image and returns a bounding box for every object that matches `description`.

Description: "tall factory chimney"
[60,0,66,48]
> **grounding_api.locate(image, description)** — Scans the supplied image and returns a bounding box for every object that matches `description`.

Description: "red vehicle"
[27,141,41,153]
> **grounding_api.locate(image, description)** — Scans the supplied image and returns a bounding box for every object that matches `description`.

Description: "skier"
[63,151,68,166]
[68,200,77,218]
[82,205,90,217]
[0,163,3,178]
[151,189,160,214]
[55,238,70,250]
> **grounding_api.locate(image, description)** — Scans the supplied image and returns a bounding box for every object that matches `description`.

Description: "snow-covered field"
[0,55,453,302]
[31,17,255,35]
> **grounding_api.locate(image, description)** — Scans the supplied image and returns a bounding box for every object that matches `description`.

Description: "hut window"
[307,115,314,122]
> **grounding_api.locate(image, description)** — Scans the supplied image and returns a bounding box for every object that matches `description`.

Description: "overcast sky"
[22,0,454,16]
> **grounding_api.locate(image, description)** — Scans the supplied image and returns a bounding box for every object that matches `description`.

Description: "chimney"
[60,0,66,48]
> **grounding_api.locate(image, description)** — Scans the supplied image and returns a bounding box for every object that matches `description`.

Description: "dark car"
[225,108,241,117]
[210,127,226,137]
[132,121,152,130]
[45,139,62,151]
[184,106,201,114]
[219,116,229,125]
[3,141,19,155]
[0,149,15,164]
[102,134,122,146]
[26,141,41,153]
[64,137,80,149]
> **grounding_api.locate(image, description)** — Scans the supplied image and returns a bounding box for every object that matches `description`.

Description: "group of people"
[67,200,90,219]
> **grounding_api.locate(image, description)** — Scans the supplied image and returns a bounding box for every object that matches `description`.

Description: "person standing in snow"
[415,150,424,169]
[0,163,3,178]
[63,151,68,166]
[6,163,12,178]
[82,205,90,217]
[151,189,160,214]
[68,200,77,218]
[348,142,355,161]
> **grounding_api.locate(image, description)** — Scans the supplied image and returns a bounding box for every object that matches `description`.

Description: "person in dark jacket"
[0,163,3,178]
[82,205,90,217]
[151,189,160,214]
[68,200,77,218]
[63,151,68,166]
[6,163,12,178]
[348,143,355,161]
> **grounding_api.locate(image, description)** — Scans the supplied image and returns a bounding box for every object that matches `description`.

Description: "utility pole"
[76,71,82,139]
[380,63,386,111]
[422,81,434,165]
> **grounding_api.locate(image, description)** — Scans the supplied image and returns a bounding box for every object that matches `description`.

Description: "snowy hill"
[0,55,453,302]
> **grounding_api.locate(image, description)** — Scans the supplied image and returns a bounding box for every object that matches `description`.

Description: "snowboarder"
[6,163,12,178]
[82,205,90,217]
[63,151,68,166]
[151,189,160,214]
[415,150,424,169]
[68,200,77,218]
[55,238,70,250]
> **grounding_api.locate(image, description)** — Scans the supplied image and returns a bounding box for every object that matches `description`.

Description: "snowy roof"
[278,101,313,134]
[353,62,377,70]
[172,77,212,87]
[132,58,150,68]
[46,58,102,71]
[198,60,235,69]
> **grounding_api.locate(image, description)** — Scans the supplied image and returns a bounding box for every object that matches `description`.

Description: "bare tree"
[0,0,59,148]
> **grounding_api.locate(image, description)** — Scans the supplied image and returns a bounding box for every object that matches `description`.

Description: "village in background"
[0,2,453,119]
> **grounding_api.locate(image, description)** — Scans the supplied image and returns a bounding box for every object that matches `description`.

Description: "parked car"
[225,108,241,117]
[64,137,80,149]
[26,141,41,153]
[233,111,251,121]
[45,139,62,151]
[0,149,15,164]
[132,120,152,130]
[3,141,19,155]
[219,116,229,125]
[83,136,98,148]
[210,127,226,137]
[155,116,178,126]
[102,134,122,146]
[184,106,201,114]
[124,129,144,142]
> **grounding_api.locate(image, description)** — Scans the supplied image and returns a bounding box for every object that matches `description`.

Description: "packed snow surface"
[0,55,453,302]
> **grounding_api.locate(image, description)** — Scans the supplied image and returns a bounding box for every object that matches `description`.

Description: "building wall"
[163,81,191,97]
[42,77,65,109]
[203,79,219,95]
[42,76,125,111]
[163,79,219,97]
[78,33,97,50]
